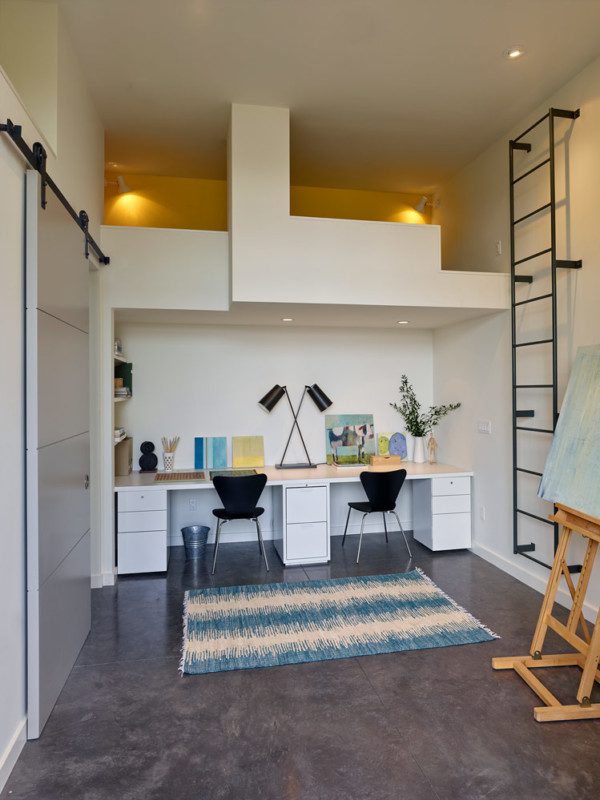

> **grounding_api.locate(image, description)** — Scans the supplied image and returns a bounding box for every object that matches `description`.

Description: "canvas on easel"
[493,345,600,722]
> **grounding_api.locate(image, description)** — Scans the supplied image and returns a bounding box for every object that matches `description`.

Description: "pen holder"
[163,451,175,471]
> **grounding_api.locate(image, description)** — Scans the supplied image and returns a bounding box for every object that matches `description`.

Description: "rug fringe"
[179,590,190,676]
[413,566,500,639]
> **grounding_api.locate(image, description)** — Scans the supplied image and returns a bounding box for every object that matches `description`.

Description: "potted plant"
[390,376,461,463]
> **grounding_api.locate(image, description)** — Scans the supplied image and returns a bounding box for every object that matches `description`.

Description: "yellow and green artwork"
[232,435,265,468]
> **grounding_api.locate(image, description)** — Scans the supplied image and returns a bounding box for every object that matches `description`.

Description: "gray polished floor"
[3,533,599,800]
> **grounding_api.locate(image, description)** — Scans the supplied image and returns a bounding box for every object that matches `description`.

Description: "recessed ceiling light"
[504,46,524,60]
[397,320,409,325]
[282,317,294,322]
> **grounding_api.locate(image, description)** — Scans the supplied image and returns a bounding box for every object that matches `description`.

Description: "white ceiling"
[56,0,600,192]
[114,302,507,330]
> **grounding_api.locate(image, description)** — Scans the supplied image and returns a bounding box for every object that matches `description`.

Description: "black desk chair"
[211,473,269,574]
[341,469,411,563]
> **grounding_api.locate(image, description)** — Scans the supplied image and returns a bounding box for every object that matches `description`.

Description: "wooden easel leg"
[577,606,600,704]
[566,539,597,643]
[530,526,572,656]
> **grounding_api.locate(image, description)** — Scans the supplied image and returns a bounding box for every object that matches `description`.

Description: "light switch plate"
[478,420,492,435]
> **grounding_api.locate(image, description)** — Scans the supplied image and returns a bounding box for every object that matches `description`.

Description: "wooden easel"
[492,503,600,722]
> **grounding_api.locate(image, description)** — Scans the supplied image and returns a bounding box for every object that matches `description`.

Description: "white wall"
[229,104,509,310]
[0,4,104,788]
[433,53,600,619]
[0,0,58,153]
[114,322,434,543]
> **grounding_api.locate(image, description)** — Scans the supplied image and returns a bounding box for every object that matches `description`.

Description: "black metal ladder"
[509,108,582,570]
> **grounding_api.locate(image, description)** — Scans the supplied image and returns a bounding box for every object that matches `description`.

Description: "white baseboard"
[471,540,598,623]
[0,717,26,793]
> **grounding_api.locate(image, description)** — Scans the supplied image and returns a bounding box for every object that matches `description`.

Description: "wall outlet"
[479,505,486,521]
[478,420,492,435]
[495,240,502,256]
[189,498,198,512]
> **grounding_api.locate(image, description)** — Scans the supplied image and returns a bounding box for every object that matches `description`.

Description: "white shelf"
[114,396,131,403]
[114,353,128,364]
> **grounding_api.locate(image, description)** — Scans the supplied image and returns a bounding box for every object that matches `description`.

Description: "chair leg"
[211,519,223,574]
[254,518,269,571]
[356,513,368,564]
[342,507,352,546]
[383,512,388,543]
[392,510,412,558]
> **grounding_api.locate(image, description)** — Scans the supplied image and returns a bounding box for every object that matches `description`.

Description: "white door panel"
[37,310,89,448]
[26,172,91,739]
[36,432,90,587]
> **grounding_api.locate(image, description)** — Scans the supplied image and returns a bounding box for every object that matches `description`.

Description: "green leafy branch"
[390,375,461,437]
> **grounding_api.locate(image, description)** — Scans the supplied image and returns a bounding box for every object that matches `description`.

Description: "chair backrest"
[360,469,407,512]
[212,473,268,516]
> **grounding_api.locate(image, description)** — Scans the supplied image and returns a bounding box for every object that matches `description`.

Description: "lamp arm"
[279,387,313,466]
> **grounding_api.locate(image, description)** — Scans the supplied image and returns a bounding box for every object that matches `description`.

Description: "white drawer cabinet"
[413,476,472,551]
[273,484,330,565]
[117,490,169,574]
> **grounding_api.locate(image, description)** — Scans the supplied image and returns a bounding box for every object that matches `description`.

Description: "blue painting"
[206,436,228,470]
[194,437,205,470]
[325,414,375,466]
[388,432,408,459]
[539,345,600,519]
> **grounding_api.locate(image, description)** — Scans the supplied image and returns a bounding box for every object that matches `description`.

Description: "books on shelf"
[114,387,131,398]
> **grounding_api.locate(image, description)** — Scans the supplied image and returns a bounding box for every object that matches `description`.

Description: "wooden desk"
[114,462,473,573]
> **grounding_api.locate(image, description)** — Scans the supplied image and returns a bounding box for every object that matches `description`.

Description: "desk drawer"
[431,513,471,550]
[286,486,327,524]
[118,489,167,513]
[431,477,470,497]
[118,509,167,533]
[118,530,167,574]
[286,522,328,561]
[432,494,471,515]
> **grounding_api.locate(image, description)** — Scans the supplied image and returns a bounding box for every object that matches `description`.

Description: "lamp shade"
[307,383,332,412]
[259,384,285,412]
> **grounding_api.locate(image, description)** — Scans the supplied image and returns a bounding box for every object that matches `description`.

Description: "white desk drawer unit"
[274,484,330,565]
[117,489,168,574]
[413,476,472,551]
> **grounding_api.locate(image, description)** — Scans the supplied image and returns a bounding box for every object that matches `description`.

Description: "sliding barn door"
[25,171,91,739]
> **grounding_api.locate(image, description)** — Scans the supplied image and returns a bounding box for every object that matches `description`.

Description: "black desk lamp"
[259,383,332,469]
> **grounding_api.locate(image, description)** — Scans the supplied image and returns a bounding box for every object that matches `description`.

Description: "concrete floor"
[3,533,599,800]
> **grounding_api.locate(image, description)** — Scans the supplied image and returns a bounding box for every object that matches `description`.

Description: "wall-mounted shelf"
[114,352,128,364]
[114,396,131,403]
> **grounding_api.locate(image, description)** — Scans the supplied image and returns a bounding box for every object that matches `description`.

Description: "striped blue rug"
[181,568,498,675]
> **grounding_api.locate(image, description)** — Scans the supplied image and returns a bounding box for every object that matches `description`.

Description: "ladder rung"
[515,410,535,417]
[514,275,533,284]
[517,508,554,525]
[515,384,553,388]
[514,293,552,307]
[514,247,552,266]
[555,259,582,269]
[514,338,553,348]
[513,203,552,226]
[516,467,543,477]
[516,426,553,433]
[513,112,550,142]
[512,158,550,185]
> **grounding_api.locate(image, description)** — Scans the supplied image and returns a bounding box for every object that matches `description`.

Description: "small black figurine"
[139,441,158,472]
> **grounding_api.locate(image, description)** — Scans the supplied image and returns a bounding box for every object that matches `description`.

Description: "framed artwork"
[325,414,376,466]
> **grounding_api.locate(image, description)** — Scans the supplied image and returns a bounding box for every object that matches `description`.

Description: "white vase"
[412,436,426,464]
[163,451,175,471]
